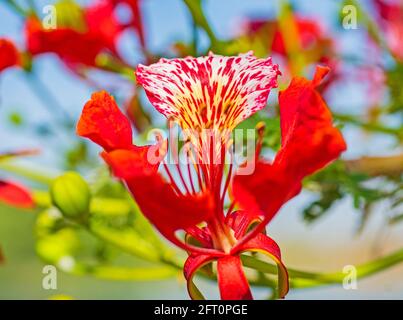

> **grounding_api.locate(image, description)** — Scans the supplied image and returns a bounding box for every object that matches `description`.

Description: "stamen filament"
[163,162,183,195]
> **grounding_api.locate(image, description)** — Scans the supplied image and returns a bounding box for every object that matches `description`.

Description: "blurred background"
[0,0,402,299]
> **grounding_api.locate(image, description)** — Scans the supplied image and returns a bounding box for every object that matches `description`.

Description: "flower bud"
[50,172,91,220]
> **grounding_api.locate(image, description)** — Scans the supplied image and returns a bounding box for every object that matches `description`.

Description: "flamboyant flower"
[374,0,403,61]
[0,38,20,72]
[77,52,346,299]
[25,0,125,69]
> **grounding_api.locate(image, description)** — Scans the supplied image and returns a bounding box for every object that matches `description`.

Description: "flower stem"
[242,248,403,288]
[183,0,220,50]
[0,162,54,185]
[344,154,403,177]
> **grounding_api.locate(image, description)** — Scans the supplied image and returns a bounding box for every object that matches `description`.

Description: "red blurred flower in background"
[112,0,145,48]
[0,178,33,265]
[374,0,403,61]
[25,0,144,70]
[245,17,334,62]
[0,180,34,209]
[0,39,20,72]
[242,15,339,93]
[0,150,36,209]
[77,53,346,299]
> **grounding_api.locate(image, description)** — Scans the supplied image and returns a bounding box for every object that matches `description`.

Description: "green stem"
[4,0,27,15]
[0,162,54,185]
[26,72,73,126]
[334,113,402,138]
[85,220,183,269]
[242,248,403,288]
[183,0,220,50]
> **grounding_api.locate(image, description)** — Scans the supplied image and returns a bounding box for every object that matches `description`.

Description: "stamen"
[221,158,233,206]
[209,134,215,189]
[227,200,236,216]
[168,118,191,194]
[185,144,197,194]
[175,162,191,195]
[220,139,234,214]
[163,162,183,195]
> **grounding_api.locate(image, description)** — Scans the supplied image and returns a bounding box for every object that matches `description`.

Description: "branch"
[334,113,402,139]
[183,0,220,50]
[345,154,403,177]
[242,247,403,289]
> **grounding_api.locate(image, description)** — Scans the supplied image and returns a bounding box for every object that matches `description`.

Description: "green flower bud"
[50,172,91,220]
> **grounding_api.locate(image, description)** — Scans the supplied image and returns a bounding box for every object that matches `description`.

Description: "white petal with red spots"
[136,52,280,132]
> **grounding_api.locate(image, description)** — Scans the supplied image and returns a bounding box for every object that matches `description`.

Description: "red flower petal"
[0,180,34,209]
[101,146,164,177]
[232,161,301,226]
[0,38,20,72]
[25,1,123,68]
[113,0,145,48]
[77,91,133,151]
[233,66,345,223]
[104,149,215,251]
[25,17,105,67]
[276,65,347,177]
[232,66,345,249]
[234,233,289,299]
[184,254,217,300]
[84,1,123,53]
[217,255,253,300]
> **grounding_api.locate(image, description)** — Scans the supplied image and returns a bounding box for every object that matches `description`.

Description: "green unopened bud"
[50,172,91,221]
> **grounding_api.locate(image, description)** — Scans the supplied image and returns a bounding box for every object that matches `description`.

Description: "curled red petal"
[0,180,34,209]
[225,210,263,239]
[276,65,346,177]
[77,91,133,151]
[217,255,253,300]
[101,145,164,177]
[233,66,345,235]
[234,233,289,299]
[0,38,20,72]
[184,254,217,300]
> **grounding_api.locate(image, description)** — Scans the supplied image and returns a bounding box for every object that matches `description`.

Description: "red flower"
[245,17,334,63]
[77,53,346,299]
[112,0,145,48]
[243,16,338,92]
[0,180,34,209]
[374,0,403,61]
[0,38,20,72]
[25,1,125,69]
